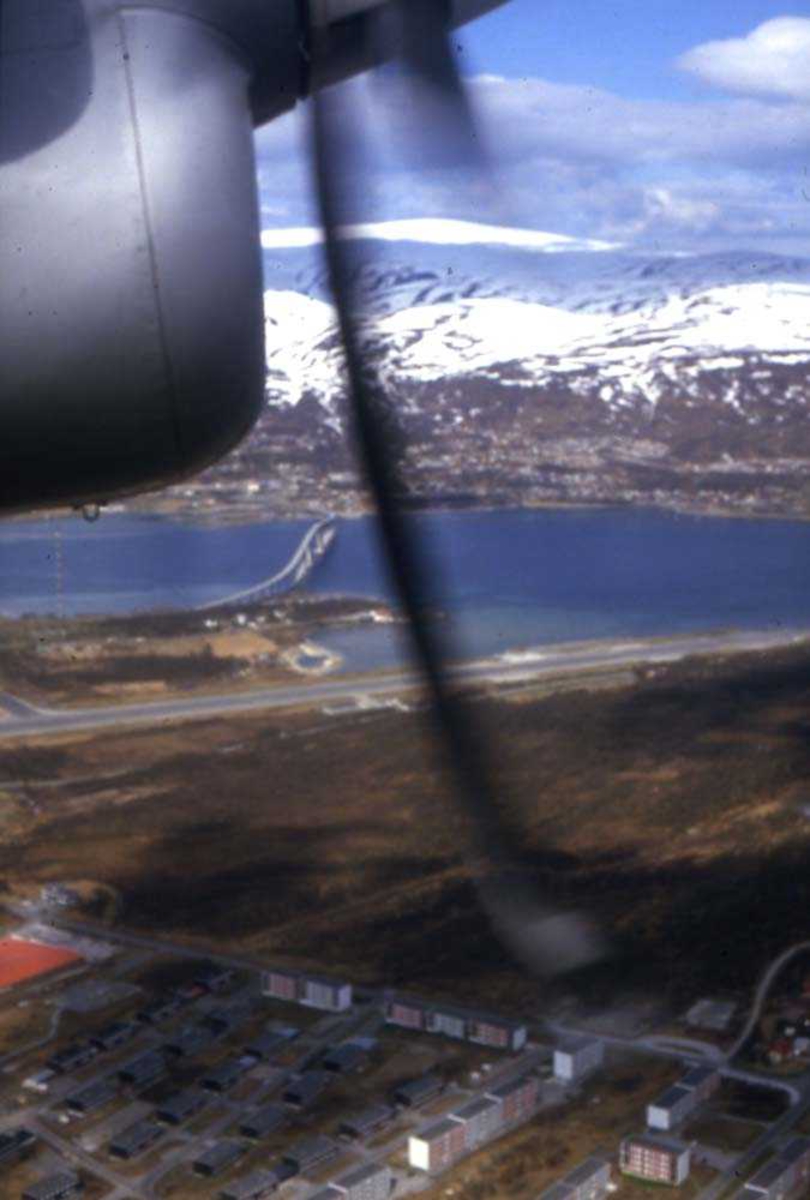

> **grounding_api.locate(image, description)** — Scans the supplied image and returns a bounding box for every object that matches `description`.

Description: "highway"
[0,626,805,742]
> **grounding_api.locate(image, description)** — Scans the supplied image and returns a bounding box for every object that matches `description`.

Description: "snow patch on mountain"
[261,217,619,253]
[263,280,810,416]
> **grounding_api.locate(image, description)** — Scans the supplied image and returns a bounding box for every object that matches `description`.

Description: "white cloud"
[253,65,810,252]
[677,17,810,102]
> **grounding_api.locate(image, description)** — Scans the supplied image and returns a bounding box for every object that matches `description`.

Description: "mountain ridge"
[197,227,810,519]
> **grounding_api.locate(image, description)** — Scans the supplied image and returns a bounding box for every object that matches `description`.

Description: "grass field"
[0,643,808,1019]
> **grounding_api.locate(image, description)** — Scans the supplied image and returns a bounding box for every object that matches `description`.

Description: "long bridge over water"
[197,517,336,611]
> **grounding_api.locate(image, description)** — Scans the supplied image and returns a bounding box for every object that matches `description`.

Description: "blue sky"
[460,1,802,99]
[254,4,810,253]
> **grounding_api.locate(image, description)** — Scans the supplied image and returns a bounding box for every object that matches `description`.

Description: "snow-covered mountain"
[245,220,810,516]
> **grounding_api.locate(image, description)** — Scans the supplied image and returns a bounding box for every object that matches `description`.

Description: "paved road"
[0,628,804,742]
[728,940,810,1063]
[28,1113,145,1199]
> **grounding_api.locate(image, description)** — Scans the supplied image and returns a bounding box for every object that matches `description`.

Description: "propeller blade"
[308,5,608,981]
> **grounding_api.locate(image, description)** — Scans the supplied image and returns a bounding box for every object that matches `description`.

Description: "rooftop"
[651,1084,693,1110]
[415,1117,463,1141]
[680,1065,718,1088]
[623,1133,690,1155]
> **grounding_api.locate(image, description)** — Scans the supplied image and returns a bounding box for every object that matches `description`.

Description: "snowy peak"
[260,217,619,253]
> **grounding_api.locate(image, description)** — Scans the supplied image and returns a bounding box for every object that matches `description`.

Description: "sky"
[254,3,810,253]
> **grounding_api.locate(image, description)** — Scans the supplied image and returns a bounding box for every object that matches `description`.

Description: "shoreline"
[1,624,808,741]
[7,494,810,533]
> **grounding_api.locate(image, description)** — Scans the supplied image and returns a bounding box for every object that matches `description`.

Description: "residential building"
[383,993,527,1051]
[282,1134,338,1174]
[262,968,300,1003]
[409,1117,466,1172]
[742,1137,810,1198]
[339,1103,394,1140]
[117,1049,166,1088]
[620,1134,691,1185]
[553,1037,604,1083]
[647,1085,696,1132]
[0,1128,36,1165]
[204,1000,255,1035]
[65,1076,118,1115]
[679,1065,720,1102]
[332,1161,392,1200]
[322,1043,368,1073]
[685,998,736,1032]
[163,1024,215,1058]
[393,1073,442,1108]
[261,969,352,1012]
[301,975,352,1012]
[219,1165,296,1200]
[156,1089,209,1126]
[283,1070,330,1109]
[239,1103,286,1139]
[89,1021,138,1052]
[109,1119,165,1160]
[426,1006,467,1041]
[201,1058,247,1093]
[562,1157,612,1200]
[193,1140,247,1177]
[244,1029,288,1061]
[486,1073,538,1124]
[538,1184,576,1200]
[22,1172,82,1200]
[46,1044,96,1074]
[467,1013,527,1052]
[451,1095,503,1148]
[384,996,427,1031]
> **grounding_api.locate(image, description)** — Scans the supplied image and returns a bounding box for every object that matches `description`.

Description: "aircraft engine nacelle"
[0,0,303,513]
[0,0,505,515]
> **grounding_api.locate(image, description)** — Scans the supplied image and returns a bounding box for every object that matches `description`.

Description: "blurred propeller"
[308,0,609,981]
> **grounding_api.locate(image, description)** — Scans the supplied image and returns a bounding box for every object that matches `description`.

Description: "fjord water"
[1,508,810,669]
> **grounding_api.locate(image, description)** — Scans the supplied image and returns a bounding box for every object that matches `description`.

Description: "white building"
[647,1084,696,1131]
[553,1037,604,1083]
[408,1117,466,1172]
[301,976,352,1013]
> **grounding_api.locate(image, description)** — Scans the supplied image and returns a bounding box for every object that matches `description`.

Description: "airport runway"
[0,627,805,742]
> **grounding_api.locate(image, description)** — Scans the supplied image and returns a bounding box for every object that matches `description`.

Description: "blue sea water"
[1,508,809,670]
